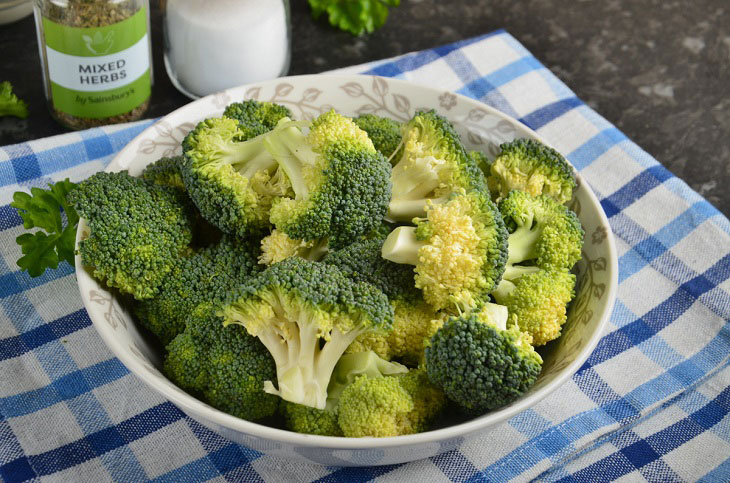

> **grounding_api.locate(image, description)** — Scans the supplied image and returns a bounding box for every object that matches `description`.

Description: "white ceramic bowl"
[75,74,618,466]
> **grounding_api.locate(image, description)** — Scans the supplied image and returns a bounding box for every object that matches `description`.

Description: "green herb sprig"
[11,180,79,277]
[309,0,400,36]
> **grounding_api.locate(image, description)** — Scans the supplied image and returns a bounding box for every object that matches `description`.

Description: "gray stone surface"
[1,0,728,215]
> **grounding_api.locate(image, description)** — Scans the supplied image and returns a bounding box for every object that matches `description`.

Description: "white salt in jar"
[163,0,290,99]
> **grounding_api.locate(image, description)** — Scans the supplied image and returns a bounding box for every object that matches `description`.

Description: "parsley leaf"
[11,179,79,277]
[309,0,400,36]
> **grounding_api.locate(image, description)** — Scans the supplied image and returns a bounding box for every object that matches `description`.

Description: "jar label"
[42,8,151,119]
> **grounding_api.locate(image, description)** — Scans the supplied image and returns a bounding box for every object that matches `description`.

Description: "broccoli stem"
[387,196,449,222]
[264,125,317,199]
[388,155,447,221]
[381,226,425,265]
[506,223,542,265]
[491,279,515,304]
[258,318,363,410]
[213,133,277,178]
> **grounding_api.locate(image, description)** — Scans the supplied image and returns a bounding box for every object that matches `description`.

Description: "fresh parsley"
[11,179,79,277]
[309,0,400,36]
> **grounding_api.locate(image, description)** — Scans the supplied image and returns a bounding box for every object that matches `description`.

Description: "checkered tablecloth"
[1,30,729,482]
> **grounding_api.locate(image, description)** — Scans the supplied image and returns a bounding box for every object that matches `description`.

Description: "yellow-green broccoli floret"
[281,350,407,436]
[68,171,195,300]
[488,138,576,204]
[337,366,446,437]
[221,258,394,409]
[353,113,403,161]
[387,110,487,222]
[425,304,542,414]
[164,306,279,421]
[135,235,262,345]
[258,229,329,265]
[265,110,392,249]
[141,156,186,190]
[382,189,508,311]
[498,190,584,280]
[492,270,576,346]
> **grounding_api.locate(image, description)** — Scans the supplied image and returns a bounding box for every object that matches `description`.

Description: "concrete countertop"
[1,0,728,215]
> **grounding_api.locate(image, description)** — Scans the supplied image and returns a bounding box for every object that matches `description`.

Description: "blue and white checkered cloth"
[1,30,729,482]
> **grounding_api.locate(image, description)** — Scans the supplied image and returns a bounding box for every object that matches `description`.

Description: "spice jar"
[33,0,152,130]
[163,0,291,99]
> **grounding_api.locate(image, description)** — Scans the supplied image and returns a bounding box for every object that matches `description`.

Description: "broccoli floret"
[164,307,279,421]
[353,114,403,161]
[0,81,29,119]
[425,305,542,414]
[135,235,261,345]
[258,229,329,265]
[498,190,584,280]
[68,171,194,300]
[488,138,576,204]
[387,110,486,222]
[223,99,292,139]
[382,189,508,311]
[492,270,576,346]
[265,110,392,248]
[281,402,343,436]
[337,367,446,437]
[221,257,393,409]
[141,156,186,190]
[322,237,445,364]
[181,116,293,237]
[281,350,407,436]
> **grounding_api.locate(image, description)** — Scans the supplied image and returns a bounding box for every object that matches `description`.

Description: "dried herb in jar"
[33,0,152,130]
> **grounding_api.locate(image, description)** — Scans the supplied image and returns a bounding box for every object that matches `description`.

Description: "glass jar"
[162,0,291,99]
[33,0,152,130]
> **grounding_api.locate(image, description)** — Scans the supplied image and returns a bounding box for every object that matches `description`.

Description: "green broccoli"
[141,156,186,190]
[323,237,446,364]
[68,171,194,300]
[498,190,584,280]
[265,110,392,249]
[181,116,292,237]
[337,367,446,437]
[425,305,542,414]
[220,257,394,409]
[223,99,292,139]
[353,113,403,161]
[382,189,508,311]
[387,110,486,222]
[164,307,279,421]
[281,350,407,436]
[0,81,29,119]
[135,235,262,345]
[258,229,329,265]
[487,138,576,204]
[492,270,576,346]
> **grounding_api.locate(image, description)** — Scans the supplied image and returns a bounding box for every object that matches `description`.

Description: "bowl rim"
[76,73,618,450]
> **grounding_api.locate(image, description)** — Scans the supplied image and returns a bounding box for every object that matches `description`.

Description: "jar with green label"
[33,0,152,130]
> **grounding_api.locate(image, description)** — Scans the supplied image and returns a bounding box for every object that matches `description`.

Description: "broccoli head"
[181,116,292,237]
[221,257,394,409]
[488,138,576,204]
[387,110,486,222]
[281,402,343,437]
[492,269,576,346]
[382,189,508,311]
[141,156,186,190]
[353,113,403,161]
[135,235,262,345]
[223,99,292,139]
[498,190,584,280]
[0,81,29,119]
[258,229,329,265]
[425,305,542,414]
[68,171,194,300]
[265,110,392,248]
[164,307,279,421]
[337,367,446,437]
